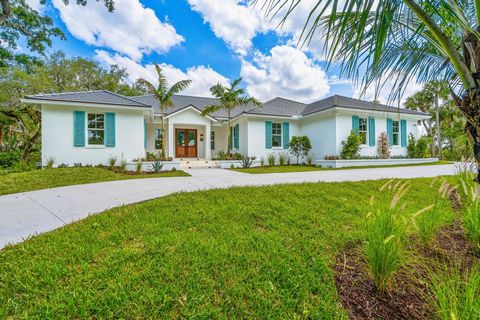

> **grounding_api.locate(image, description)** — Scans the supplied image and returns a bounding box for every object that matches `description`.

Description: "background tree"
[257,0,480,182]
[289,136,312,164]
[201,78,262,154]
[137,64,191,158]
[1,0,114,68]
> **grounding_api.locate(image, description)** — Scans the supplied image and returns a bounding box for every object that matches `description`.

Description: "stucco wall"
[300,112,337,160]
[42,105,145,166]
[335,111,420,158]
[211,125,228,158]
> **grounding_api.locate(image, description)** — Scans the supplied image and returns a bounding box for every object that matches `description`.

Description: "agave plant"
[150,161,164,173]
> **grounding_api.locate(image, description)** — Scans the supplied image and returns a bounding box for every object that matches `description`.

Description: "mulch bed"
[334,223,476,320]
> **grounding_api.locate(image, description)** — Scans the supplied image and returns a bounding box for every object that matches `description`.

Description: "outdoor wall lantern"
[200,134,204,141]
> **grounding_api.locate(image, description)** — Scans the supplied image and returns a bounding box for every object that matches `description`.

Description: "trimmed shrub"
[340,131,362,159]
[407,134,429,158]
[0,150,22,168]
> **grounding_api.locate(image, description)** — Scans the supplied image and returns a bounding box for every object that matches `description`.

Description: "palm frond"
[201,104,222,116]
[168,80,192,97]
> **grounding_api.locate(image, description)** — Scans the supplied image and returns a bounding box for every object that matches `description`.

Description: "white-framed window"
[87,113,104,145]
[155,129,163,150]
[211,130,215,150]
[359,117,368,145]
[272,122,282,147]
[392,120,400,145]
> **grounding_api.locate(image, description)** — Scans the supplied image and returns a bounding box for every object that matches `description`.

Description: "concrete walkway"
[0,164,457,249]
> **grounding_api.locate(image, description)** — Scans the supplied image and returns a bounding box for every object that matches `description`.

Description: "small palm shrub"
[364,180,411,293]
[377,132,391,159]
[267,153,276,166]
[429,267,480,320]
[119,158,127,173]
[239,155,255,168]
[412,180,455,245]
[340,131,362,159]
[45,156,55,169]
[150,161,164,173]
[278,152,288,166]
[135,162,143,174]
[108,156,117,169]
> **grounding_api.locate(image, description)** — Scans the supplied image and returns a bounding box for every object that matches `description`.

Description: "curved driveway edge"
[0,164,457,249]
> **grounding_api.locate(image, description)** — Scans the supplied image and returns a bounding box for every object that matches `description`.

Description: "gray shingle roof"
[25,90,150,108]
[302,95,428,116]
[130,94,253,118]
[25,90,429,118]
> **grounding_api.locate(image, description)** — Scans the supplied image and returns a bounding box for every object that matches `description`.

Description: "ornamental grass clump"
[412,180,455,245]
[429,266,480,320]
[267,152,276,166]
[455,161,480,251]
[278,152,288,166]
[364,180,411,293]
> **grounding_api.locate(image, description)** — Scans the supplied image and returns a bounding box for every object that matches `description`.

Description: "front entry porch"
[175,128,198,158]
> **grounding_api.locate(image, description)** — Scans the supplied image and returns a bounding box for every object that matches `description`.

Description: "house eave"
[21,98,153,111]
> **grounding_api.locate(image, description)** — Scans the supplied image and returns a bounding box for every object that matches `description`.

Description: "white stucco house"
[22,90,430,167]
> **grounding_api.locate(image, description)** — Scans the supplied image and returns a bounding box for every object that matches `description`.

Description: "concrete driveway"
[0,164,458,249]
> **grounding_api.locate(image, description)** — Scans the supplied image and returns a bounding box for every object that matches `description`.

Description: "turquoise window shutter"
[368,117,376,147]
[105,112,116,147]
[265,121,272,149]
[73,111,85,147]
[387,118,393,146]
[283,122,290,149]
[400,119,407,147]
[229,126,233,150]
[144,120,147,148]
[352,115,359,134]
[234,124,239,149]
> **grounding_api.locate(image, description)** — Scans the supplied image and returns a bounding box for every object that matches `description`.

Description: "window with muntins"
[155,129,163,150]
[392,120,400,145]
[87,113,104,145]
[211,131,215,150]
[359,117,368,144]
[272,122,282,147]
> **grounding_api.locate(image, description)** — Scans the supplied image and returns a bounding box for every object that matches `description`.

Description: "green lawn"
[231,160,453,174]
[0,167,190,195]
[0,177,454,318]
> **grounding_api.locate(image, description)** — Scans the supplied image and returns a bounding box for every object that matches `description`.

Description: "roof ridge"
[102,90,151,107]
[270,96,307,105]
[32,89,106,97]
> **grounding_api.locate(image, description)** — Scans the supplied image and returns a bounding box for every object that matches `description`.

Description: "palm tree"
[138,64,191,158]
[201,78,262,154]
[256,0,480,181]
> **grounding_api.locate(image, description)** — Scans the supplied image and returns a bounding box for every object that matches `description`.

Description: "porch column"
[205,123,211,160]
[168,122,174,158]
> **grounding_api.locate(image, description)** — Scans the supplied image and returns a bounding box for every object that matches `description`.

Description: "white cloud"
[187,0,262,55]
[52,0,184,61]
[352,75,423,106]
[95,50,229,97]
[240,45,330,102]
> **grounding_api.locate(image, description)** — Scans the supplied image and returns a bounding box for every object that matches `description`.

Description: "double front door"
[175,129,197,158]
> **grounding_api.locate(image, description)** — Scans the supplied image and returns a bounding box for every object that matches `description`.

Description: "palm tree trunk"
[161,108,166,159]
[227,110,231,155]
[459,91,480,183]
[435,93,442,160]
[427,120,435,157]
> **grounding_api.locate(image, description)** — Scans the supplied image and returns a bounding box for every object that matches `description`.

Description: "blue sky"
[29,0,422,103]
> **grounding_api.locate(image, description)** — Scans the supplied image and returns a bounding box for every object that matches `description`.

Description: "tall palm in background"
[138,64,191,158]
[256,0,480,181]
[201,78,262,154]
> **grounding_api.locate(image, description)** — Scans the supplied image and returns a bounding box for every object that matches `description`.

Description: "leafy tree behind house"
[289,136,312,164]
[201,78,261,154]
[137,64,191,158]
[257,0,480,182]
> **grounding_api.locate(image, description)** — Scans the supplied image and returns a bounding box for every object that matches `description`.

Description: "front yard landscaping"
[0,167,190,195]
[231,160,453,174]
[1,176,477,319]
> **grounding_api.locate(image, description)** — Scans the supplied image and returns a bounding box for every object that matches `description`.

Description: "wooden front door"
[175,129,197,158]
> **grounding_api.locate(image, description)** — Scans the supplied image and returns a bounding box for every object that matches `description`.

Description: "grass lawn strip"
[0,177,454,318]
[0,167,190,196]
[231,160,453,174]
